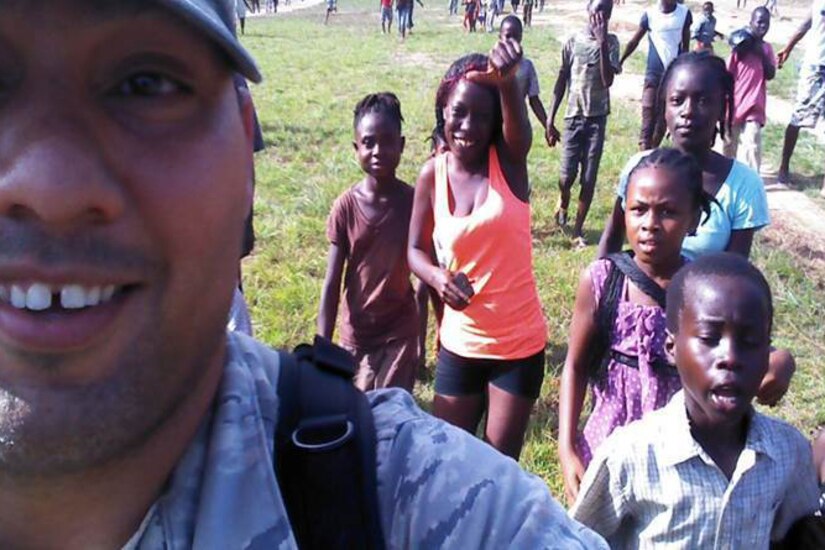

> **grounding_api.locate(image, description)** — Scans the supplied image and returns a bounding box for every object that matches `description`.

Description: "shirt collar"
[656,391,773,467]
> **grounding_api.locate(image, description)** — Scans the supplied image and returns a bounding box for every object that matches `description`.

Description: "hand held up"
[464,38,524,86]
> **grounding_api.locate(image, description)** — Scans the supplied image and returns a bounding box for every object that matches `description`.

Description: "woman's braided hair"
[628,147,714,228]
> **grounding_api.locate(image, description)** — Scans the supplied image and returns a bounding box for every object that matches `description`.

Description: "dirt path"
[531,0,825,269]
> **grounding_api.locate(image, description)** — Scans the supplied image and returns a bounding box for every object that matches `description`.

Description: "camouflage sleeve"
[367,389,609,549]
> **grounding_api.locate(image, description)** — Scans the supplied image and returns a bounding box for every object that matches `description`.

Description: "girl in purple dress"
[557,148,711,505]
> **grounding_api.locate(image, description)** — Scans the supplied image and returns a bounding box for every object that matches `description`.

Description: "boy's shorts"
[724,120,763,173]
[344,335,418,392]
[790,64,825,129]
[559,115,608,186]
[381,5,393,22]
[435,347,545,399]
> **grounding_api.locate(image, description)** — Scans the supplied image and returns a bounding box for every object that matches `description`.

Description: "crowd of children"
[277,1,825,545]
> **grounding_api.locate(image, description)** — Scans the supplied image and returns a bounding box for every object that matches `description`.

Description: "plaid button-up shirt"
[570,391,820,549]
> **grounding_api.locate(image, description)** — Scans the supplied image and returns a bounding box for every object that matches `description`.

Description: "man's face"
[0,3,254,476]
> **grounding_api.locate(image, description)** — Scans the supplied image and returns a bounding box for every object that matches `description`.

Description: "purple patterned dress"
[576,259,682,466]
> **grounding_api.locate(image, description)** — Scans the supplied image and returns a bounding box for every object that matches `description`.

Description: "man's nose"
[0,119,126,230]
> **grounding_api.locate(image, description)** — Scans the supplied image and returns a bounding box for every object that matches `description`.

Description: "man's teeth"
[1,284,119,311]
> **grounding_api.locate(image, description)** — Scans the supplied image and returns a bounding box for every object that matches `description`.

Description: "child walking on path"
[318,93,426,392]
[620,0,692,150]
[598,52,795,407]
[572,253,823,548]
[692,1,724,52]
[547,0,620,249]
[558,148,708,505]
[724,7,775,173]
[408,42,548,461]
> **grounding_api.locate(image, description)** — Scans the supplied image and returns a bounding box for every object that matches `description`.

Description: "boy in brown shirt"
[318,93,426,391]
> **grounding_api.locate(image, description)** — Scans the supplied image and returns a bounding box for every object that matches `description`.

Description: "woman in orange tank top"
[408,41,547,460]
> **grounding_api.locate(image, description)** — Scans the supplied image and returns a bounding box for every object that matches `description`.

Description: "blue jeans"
[397,6,411,33]
[449,0,459,14]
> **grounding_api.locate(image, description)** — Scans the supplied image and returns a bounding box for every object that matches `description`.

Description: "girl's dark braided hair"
[657,51,734,143]
[628,147,714,229]
[431,53,502,151]
[353,92,404,132]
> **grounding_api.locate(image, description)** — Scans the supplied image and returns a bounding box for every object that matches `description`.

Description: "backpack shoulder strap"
[608,251,667,309]
[275,335,385,549]
[589,259,624,379]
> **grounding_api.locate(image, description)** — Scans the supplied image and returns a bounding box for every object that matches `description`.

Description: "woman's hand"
[559,447,586,506]
[465,38,523,86]
[430,269,472,310]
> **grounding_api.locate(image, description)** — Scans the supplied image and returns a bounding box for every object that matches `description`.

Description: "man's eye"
[115,73,187,97]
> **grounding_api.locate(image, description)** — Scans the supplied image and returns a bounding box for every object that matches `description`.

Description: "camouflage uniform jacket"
[125,332,607,549]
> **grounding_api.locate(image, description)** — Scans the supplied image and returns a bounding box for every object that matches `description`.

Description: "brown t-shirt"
[327,183,418,349]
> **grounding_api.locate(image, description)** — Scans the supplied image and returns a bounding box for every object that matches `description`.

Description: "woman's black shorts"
[435,347,545,399]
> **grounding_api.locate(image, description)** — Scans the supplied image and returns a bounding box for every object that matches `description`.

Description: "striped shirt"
[571,391,821,549]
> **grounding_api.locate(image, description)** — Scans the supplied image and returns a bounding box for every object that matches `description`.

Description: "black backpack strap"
[275,335,385,550]
[588,259,625,379]
[608,251,667,308]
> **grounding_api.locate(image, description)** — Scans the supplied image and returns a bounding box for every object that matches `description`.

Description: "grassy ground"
[239,1,824,494]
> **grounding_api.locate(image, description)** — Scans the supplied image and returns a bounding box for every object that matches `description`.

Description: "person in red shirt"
[723,7,775,173]
[381,0,394,33]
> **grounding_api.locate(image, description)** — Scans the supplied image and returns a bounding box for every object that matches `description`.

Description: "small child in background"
[381,0,394,33]
[318,93,426,392]
[547,0,620,249]
[523,0,534,28]
[464,0,480,32]
[478,1,488,31]
[572,253,822,547]
[397,0,412,39]
[620,0,692,150]
[558,148,708,504]
[499,16,552,147]
[692,2,724,52]
[724,7,775,173]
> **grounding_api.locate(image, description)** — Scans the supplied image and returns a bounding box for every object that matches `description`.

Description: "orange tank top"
[433,146,547,360]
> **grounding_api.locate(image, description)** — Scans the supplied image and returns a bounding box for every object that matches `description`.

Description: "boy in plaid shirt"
[572,254,822,548]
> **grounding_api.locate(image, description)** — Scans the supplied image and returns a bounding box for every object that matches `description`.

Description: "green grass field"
[239,0,824,495]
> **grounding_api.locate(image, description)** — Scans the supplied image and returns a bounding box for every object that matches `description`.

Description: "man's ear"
[236,85,256,148]
[665,329,677,365]
[234,84,257,209]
